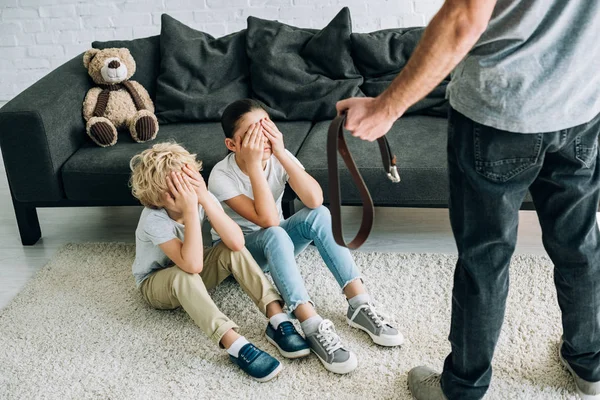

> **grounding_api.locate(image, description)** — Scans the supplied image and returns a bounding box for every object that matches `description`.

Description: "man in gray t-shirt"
[337,0,600,399]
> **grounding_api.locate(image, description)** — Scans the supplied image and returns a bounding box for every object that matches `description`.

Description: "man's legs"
[529,114,600,383]
[441,109,543,399]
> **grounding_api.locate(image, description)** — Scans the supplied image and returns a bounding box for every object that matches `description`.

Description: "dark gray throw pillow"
[351,27,449,117]
[93,35,160,100]
[246,7,363,121]
[155,14,251,123]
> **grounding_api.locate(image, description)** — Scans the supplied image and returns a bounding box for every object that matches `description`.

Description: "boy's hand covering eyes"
[182,163,208,201]
[261,118,285,155]
[163,171,198,213]
[236,122,265,166]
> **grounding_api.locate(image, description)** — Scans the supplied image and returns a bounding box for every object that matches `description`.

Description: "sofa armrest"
[0,53,91,202]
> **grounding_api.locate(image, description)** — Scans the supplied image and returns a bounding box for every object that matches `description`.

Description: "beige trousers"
[140,242,282,346]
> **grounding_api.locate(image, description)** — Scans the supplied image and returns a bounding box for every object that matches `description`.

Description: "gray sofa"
[0,10,533,246]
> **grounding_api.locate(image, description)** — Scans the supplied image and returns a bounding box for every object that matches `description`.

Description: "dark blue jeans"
[441,107,600,400]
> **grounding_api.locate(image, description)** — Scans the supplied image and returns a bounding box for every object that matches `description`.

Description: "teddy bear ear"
[118,48,132,60]
[83,48,100,69]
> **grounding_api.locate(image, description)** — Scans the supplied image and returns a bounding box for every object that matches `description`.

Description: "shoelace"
[353,302,391,328]
[422,373,442,387]
[238,344,261,364]
[279,321,297,336]
[316,319,343,355]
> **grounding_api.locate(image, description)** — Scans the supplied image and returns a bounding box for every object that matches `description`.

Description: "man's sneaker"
[559,339,600,399]
[347,302,404,346]
[229,343,282,382]
[407,366,448,400]
[305,319,358,374]
[266,321,311,359]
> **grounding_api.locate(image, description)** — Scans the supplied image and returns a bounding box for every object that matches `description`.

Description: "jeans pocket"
[474,123,542,183]
[575,134,599,168]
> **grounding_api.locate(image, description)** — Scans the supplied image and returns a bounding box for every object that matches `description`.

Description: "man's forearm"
[379,0,495,118]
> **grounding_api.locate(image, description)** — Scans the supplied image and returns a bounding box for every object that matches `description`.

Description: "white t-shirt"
[208,150,304,241]
[132,192,223,287]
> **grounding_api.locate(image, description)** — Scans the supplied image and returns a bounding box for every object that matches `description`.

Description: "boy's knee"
[263,226,290,241]
[263,226,294,249]
[171,268,201,291]
[305,205,331,225]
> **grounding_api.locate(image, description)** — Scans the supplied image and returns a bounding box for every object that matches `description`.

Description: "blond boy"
[129,142,307,382]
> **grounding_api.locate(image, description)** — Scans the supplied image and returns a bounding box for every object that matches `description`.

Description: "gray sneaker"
[347,302,404,346]
[407,366,448,400]
[305,319,358,374]
[559,339,600,399]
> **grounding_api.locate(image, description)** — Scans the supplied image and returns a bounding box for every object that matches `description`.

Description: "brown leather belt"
[327,114,401,249]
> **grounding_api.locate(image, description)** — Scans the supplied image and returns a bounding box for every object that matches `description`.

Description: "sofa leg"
[282,199,296,219]
[11,198,41,245]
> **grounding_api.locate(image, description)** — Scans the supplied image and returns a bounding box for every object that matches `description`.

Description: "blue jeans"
[441,108,600,400]
[243,205,361,314]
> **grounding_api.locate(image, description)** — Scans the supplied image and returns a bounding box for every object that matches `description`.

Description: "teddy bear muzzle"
[101,57,128,84]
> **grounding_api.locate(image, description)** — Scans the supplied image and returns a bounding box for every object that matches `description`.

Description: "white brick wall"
[0,0,443,108]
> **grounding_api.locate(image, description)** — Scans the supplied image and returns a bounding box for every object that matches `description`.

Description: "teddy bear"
[82,47,159,147]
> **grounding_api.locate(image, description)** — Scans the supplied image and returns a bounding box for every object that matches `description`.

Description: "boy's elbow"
[258,217,280,228]
[189,262,203,274]
[228,238,245,252]
[307,195,324,209]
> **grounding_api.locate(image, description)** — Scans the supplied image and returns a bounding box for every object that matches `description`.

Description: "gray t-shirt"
[132,192,222,287]
[208,151,304,241]
[447,0,600,133]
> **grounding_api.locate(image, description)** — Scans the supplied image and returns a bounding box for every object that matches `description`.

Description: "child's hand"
[236,122,265,167]
[182,164,208,203]
[261,118,285,156]
[165,171,198,214]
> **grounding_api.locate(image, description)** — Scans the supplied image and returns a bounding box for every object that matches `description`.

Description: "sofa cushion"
[351,28,448,117]
[246,7,363,121]
[93,35,160,101]
[155,14,251,124]
[299,117,534,207]
[298,116,451,206]
[61,121,312,202]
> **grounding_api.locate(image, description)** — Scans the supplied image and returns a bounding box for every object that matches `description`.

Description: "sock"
[269,313,291,330]
[300,315,323,335]
[226,336,249,358]
[348,293,370,309]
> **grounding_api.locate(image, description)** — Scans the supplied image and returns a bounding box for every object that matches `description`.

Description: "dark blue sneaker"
[266,321,311,359]
[229,343,282,382]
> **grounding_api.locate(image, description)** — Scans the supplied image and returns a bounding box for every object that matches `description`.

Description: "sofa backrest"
[89,9,447,124]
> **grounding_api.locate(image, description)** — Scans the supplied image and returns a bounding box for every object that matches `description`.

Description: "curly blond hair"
[129,142,203,208]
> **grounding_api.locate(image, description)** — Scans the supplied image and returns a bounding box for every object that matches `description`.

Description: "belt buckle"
[387,165,401,183]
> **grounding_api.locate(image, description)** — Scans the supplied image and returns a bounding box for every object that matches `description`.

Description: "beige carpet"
[0,243,580,399]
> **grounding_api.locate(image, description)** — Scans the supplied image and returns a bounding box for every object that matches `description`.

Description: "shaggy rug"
[0,243,579,399]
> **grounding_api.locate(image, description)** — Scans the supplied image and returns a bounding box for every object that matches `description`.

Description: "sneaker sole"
[252,362,283,383]
[265,335,311,359]
[558,343,600,399]
[347,318,404,347]
[311,348,358,374]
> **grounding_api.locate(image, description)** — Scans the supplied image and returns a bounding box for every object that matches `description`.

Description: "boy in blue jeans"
[208,99,405,375]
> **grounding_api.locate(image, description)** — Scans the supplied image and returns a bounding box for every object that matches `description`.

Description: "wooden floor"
[0,153,552,310]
